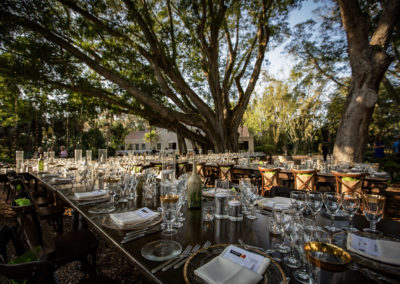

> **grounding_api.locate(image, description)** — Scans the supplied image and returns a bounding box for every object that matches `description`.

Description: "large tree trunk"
[333,87,376,163]
[177,132,187,155]
[333,0,400,164]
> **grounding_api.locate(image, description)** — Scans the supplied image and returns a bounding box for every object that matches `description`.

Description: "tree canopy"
[0,0,301,153]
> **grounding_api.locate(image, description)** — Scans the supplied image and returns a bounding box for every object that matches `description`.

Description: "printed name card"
[221,245,265,273]
[350,233,380,257]
[136,207,158,218]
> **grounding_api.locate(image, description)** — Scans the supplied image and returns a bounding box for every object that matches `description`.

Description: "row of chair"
[259,167,366,196]
[0,171,117,283]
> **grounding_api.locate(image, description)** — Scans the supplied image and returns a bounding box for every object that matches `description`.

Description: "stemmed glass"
[362,194,385,236]
[341,192,360,232]
[118,174,129,203]
[293,218,313,283]
[246,185,259,220]
[105,177,119,206]
[283,211,302,269]
[306,191,323,224]
[173,178,187,228]
[160,183,179,236]
[323,192,342,233]
[273,204,290,254]
[290,191,306,213]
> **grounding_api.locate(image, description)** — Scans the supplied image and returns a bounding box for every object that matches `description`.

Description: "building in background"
[125,126,254,152]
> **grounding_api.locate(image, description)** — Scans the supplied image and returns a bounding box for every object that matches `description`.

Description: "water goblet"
[290,191,306,212]
[272,203,290,254]
[293,218,314,283]
[306,191,323,224]
[246,185,259,220]
[362,194,385,236]
[323,192,342,233]
[282,211,302,269]
[160,183,179,236]
[341,192,360,232]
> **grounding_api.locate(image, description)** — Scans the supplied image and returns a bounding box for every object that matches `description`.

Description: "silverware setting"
[121,224,165,244]
[173,240,212,269]
[151,245,193,274]
[163,244,201,271]
[78,199,110,206]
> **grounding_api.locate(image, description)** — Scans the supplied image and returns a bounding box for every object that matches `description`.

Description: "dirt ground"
[0,186,152,284]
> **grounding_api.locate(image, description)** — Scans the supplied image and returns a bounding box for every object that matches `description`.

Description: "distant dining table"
[32,173,400,284]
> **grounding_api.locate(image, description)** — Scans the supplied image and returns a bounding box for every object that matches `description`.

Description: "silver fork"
[162,244,201,271]
[151,245,192,274]
[173,241,212,269]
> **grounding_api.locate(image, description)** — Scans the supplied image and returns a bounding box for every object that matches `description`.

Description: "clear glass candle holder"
[202,205,215,222]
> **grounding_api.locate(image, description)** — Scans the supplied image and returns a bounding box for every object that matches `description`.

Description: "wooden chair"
[176,162,188,179]
[331,171,365,194]
[218,164,234,182]
[292,169,318,191]
[258,167,280,196]
[11,196,98,274]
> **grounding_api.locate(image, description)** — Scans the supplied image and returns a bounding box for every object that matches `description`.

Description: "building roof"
[125,130,146,140]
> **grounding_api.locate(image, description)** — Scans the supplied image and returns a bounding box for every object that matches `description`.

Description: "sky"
[265,0,322,80]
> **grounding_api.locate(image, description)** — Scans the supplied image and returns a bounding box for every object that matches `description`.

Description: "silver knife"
[125,222,164,238]
[162,244,201,272]
[151,245,192,274]
[121,225,163,244]
[173,241,211,269]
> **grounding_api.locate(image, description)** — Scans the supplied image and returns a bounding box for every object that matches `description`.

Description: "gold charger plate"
[183,244,286,284]
[332,231,400,276]
[101,213,162,231]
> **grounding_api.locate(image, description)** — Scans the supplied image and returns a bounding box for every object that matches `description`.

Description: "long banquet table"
[34,173,399,284]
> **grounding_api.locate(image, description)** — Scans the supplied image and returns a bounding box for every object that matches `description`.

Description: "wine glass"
[362,194,385,236]
[306,191,323,224]
[293,218,313,283]
[272,204,290,254]
[283,211,302,269]
[246,185,259,220]
[341,192,360,232]
[323,192,342,233]
[160,183,179,236]
[290,191,306,212]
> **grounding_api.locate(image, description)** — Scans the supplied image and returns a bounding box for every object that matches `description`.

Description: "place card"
[221,245,266,273]
[136,207,158,218]
[349,233,380,257]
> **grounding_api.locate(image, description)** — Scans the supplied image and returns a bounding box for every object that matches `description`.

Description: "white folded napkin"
[194,245,270,284]
[257,197,292,210]
[347,233,400,266]
[73,190,107,200]
[110,207,159,226]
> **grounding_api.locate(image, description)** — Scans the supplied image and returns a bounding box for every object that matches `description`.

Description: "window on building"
[157,143,161,150]
[168,142,177,150]
[141,143,146,150]
[135,144,139,150]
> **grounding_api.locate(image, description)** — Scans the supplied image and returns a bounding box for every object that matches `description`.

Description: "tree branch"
[370,0,400,49]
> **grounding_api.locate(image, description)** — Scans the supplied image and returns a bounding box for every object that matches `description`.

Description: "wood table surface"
[33,173,399,284]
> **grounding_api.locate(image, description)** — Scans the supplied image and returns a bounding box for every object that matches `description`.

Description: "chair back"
[218,164,234,181]
[258,167,280,196]
[176,162,187,178]
[292,169,317,191]
[331,171,365,194]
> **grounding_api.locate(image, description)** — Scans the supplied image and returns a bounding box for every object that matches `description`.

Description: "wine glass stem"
[370,221,376,231]
[349,215,353,228]
[330,214,334,227]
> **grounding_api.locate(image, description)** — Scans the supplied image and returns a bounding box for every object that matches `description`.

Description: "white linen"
[194,245,270,284]
[347,233,400,266]
[110,207,159,226]
[73,190,107,200]
[257,197,292,210]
